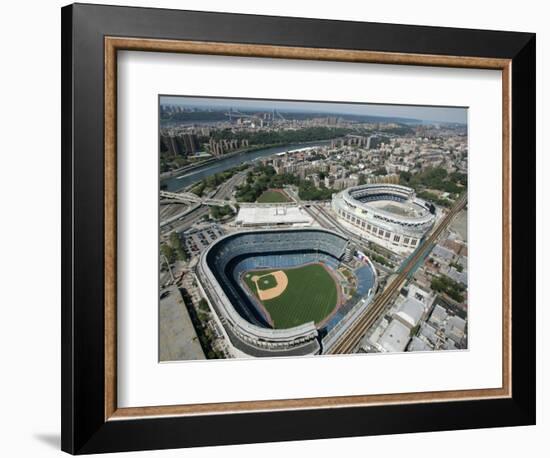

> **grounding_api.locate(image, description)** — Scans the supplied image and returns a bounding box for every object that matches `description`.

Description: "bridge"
[160,190,326,209]
[224,109,260,122]
[160,191,235,209]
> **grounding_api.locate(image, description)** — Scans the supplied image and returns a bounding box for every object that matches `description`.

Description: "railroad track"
[327,194,467,354]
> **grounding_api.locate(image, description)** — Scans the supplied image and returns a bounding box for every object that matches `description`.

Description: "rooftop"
[432,244,455,261]
[379,319,411,353]
[395,297,426,328]
[159,286,206,361]
[236,205,313,226]
[408,336,432,352]
[429,304,448,327]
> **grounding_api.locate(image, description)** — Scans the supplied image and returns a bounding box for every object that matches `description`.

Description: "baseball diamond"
[244,264,340,329]
[197,228,377,357]
[249,270,288,300]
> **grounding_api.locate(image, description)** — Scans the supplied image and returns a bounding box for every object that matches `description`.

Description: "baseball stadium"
[331,184,436,254]
[196,228,377,357]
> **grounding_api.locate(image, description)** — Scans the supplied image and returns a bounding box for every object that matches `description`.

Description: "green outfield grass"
[244,263,338,329]
[256,189,291,203]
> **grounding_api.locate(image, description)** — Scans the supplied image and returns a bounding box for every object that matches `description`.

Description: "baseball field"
[243,263,339,329]
[256,189,292,203]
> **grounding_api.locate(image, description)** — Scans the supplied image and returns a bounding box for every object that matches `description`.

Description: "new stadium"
[331,184,436,254]
[196,228,377,357]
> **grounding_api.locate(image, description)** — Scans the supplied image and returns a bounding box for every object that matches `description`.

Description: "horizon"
[160,95,468,124]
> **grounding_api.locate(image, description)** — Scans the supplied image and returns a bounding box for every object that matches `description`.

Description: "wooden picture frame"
[62,3,536,454]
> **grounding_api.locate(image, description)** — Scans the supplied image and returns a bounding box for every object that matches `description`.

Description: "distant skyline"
[160,95,467,124]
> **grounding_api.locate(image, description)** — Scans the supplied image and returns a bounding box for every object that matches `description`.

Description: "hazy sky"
[160,95,467,124]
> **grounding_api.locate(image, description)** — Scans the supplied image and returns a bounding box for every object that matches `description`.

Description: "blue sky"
[160,95,467,124]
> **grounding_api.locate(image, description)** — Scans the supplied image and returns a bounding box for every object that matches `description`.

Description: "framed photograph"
[61,3,536,454]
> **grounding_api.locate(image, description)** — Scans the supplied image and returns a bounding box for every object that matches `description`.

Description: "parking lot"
[182,224,225,256]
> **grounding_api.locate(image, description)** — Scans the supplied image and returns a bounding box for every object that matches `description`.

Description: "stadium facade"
[196,228,377,358]
[331,184,436,254]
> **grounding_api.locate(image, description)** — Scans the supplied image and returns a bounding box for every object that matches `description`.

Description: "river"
[161,140,330,191]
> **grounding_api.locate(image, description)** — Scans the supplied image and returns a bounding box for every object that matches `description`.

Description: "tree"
[211,126,352,146]
[298,181,333,201]
[160,243,175,263]
[399,170,412,184]
[190,181,206,197]
[169,232,182,251]
[176,247,189,262]
[210,205,235,220]
[450,261,464,272]
[198,298,209,311]
[169,232,188,261]
[431,275,465,303]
